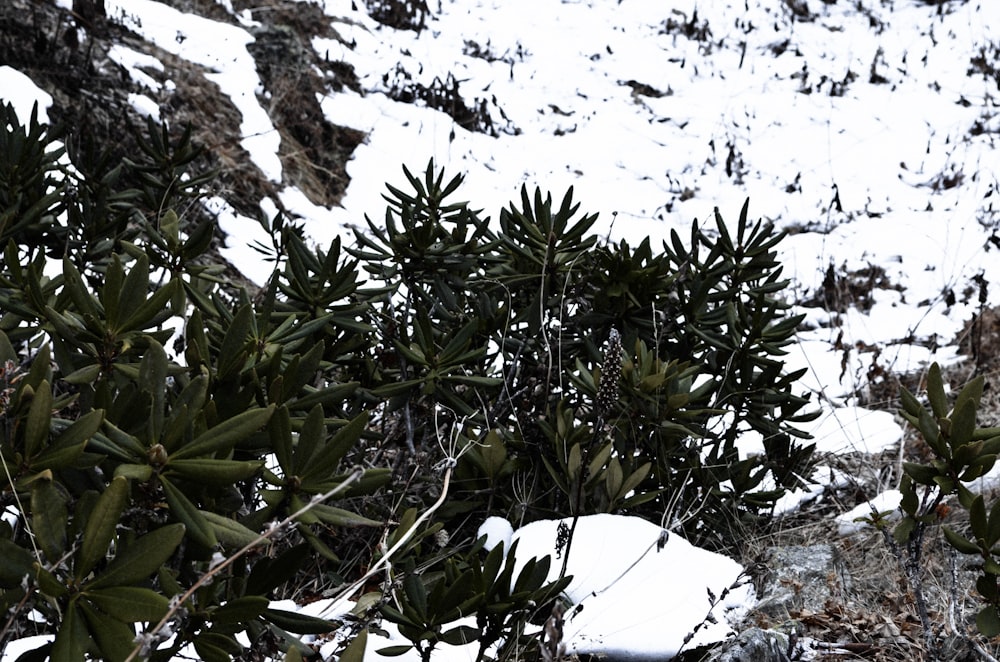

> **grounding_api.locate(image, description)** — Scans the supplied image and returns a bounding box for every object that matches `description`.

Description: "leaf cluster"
[0,103,386,661]
[0,101,815,660]
[894,363,1000,638]
[379,539,569,662]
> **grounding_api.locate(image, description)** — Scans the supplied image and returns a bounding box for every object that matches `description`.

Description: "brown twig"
[125,467,364,662]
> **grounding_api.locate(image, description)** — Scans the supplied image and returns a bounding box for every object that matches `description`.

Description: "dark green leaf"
[263,608,336,634]
[0,538,33,588]
[166,458,263,484]
[292,404,325,475]
[950,399,978,450]
[118,253,151,325]
[31,476,67,560]
[375,646,414,657]
[50,602,87,662]
[300,411,368,482]
[972,494,988,541]
[902,462,938,486]
[77,476,128,580]
[201,510,264,549]
[84,586,169,622]
[942,526,981,555]
[954,374,985,423]
[403,573,428,621]
[158,476,217,548]
[978,606,1000,638]
[119,279,178,334]
[63,364,102,385]
[87,523,185,590]
[79,599,135,662]
[979,575,999,601]
[212,595,269,624]
[113,463,153,481]
[139,338,169,442]
[34,562,68,598]
[62,258,102,321]
[268,406,295,475]
[340,629,368,662]
[440,625,479,646]
[989,500,1000,547]
[170,405,274,460]
[194,638,236,662]
[219,303,253,378]
[308,504,382,527]
[893,516,916,544]
[926,363,948,419]
[24,379,53,458]
[50,409,104,454]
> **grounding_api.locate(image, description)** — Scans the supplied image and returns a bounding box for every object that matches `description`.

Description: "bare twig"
[321,462,454,616]
[126,468,364,662]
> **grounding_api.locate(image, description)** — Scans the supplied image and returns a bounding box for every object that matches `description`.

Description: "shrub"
[875,363,1000,650]
[0,100,815,660]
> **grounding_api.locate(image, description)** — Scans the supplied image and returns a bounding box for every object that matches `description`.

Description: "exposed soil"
[0,0,367,226]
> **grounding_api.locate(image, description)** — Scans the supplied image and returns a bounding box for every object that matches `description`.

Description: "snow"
[0,636,54,660]
[4,0,1000,658]
[836,489,904,537]
[0,66,52,124]
[800,405,902,456]
[128,92,161,120]
[107,44,166,92]
[326,515,752,662]
[104,0,283,182]
[477,515,514,553]
[508,514,752,660]
[203,195,277,286]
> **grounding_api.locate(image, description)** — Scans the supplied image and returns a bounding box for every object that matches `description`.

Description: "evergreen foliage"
[874,363,1000,644]
[0,101,815,660]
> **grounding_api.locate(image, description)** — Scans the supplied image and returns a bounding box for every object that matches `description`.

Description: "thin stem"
[321,463,454,616]
[125,468,364,662]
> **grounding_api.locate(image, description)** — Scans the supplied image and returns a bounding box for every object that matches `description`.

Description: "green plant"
[0,103,389,661]
[0,102,67,257]
[378,538,569,662]
[886,363,1000,649]
[349,161,817,547]
[0,100,816,660]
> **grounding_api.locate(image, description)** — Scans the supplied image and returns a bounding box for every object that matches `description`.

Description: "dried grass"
[721,307,1000,661]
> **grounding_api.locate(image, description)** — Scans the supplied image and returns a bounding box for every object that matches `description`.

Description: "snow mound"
[509,514,753,660]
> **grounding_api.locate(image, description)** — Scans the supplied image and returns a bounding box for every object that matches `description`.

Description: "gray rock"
[750,544,853,622]
[702,628,791,662]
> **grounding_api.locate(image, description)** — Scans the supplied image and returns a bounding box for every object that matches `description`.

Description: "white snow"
[836,489,904,536]
[4,0,1000,658]
[800,405,903,456]
[477,515,514,553]
[107,44,166,92]
[128,92,161,120]
[0,66,53,124]
[508,514,752,660]
[104,0,282,182]
[327,515,753,662]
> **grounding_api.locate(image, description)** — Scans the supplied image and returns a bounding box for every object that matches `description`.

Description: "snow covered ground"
[4,0,1000,658]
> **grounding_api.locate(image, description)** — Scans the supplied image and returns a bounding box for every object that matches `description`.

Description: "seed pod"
[596,328,622,418]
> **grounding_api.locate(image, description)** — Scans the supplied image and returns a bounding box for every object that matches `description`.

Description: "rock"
[701,627,791,662]
[750,544,853,622]
[695,545,853,662]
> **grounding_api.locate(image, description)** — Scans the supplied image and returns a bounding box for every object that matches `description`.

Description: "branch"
[126,468,364,662]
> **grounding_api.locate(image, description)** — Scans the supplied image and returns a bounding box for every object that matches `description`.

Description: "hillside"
[5,0,1000,661]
